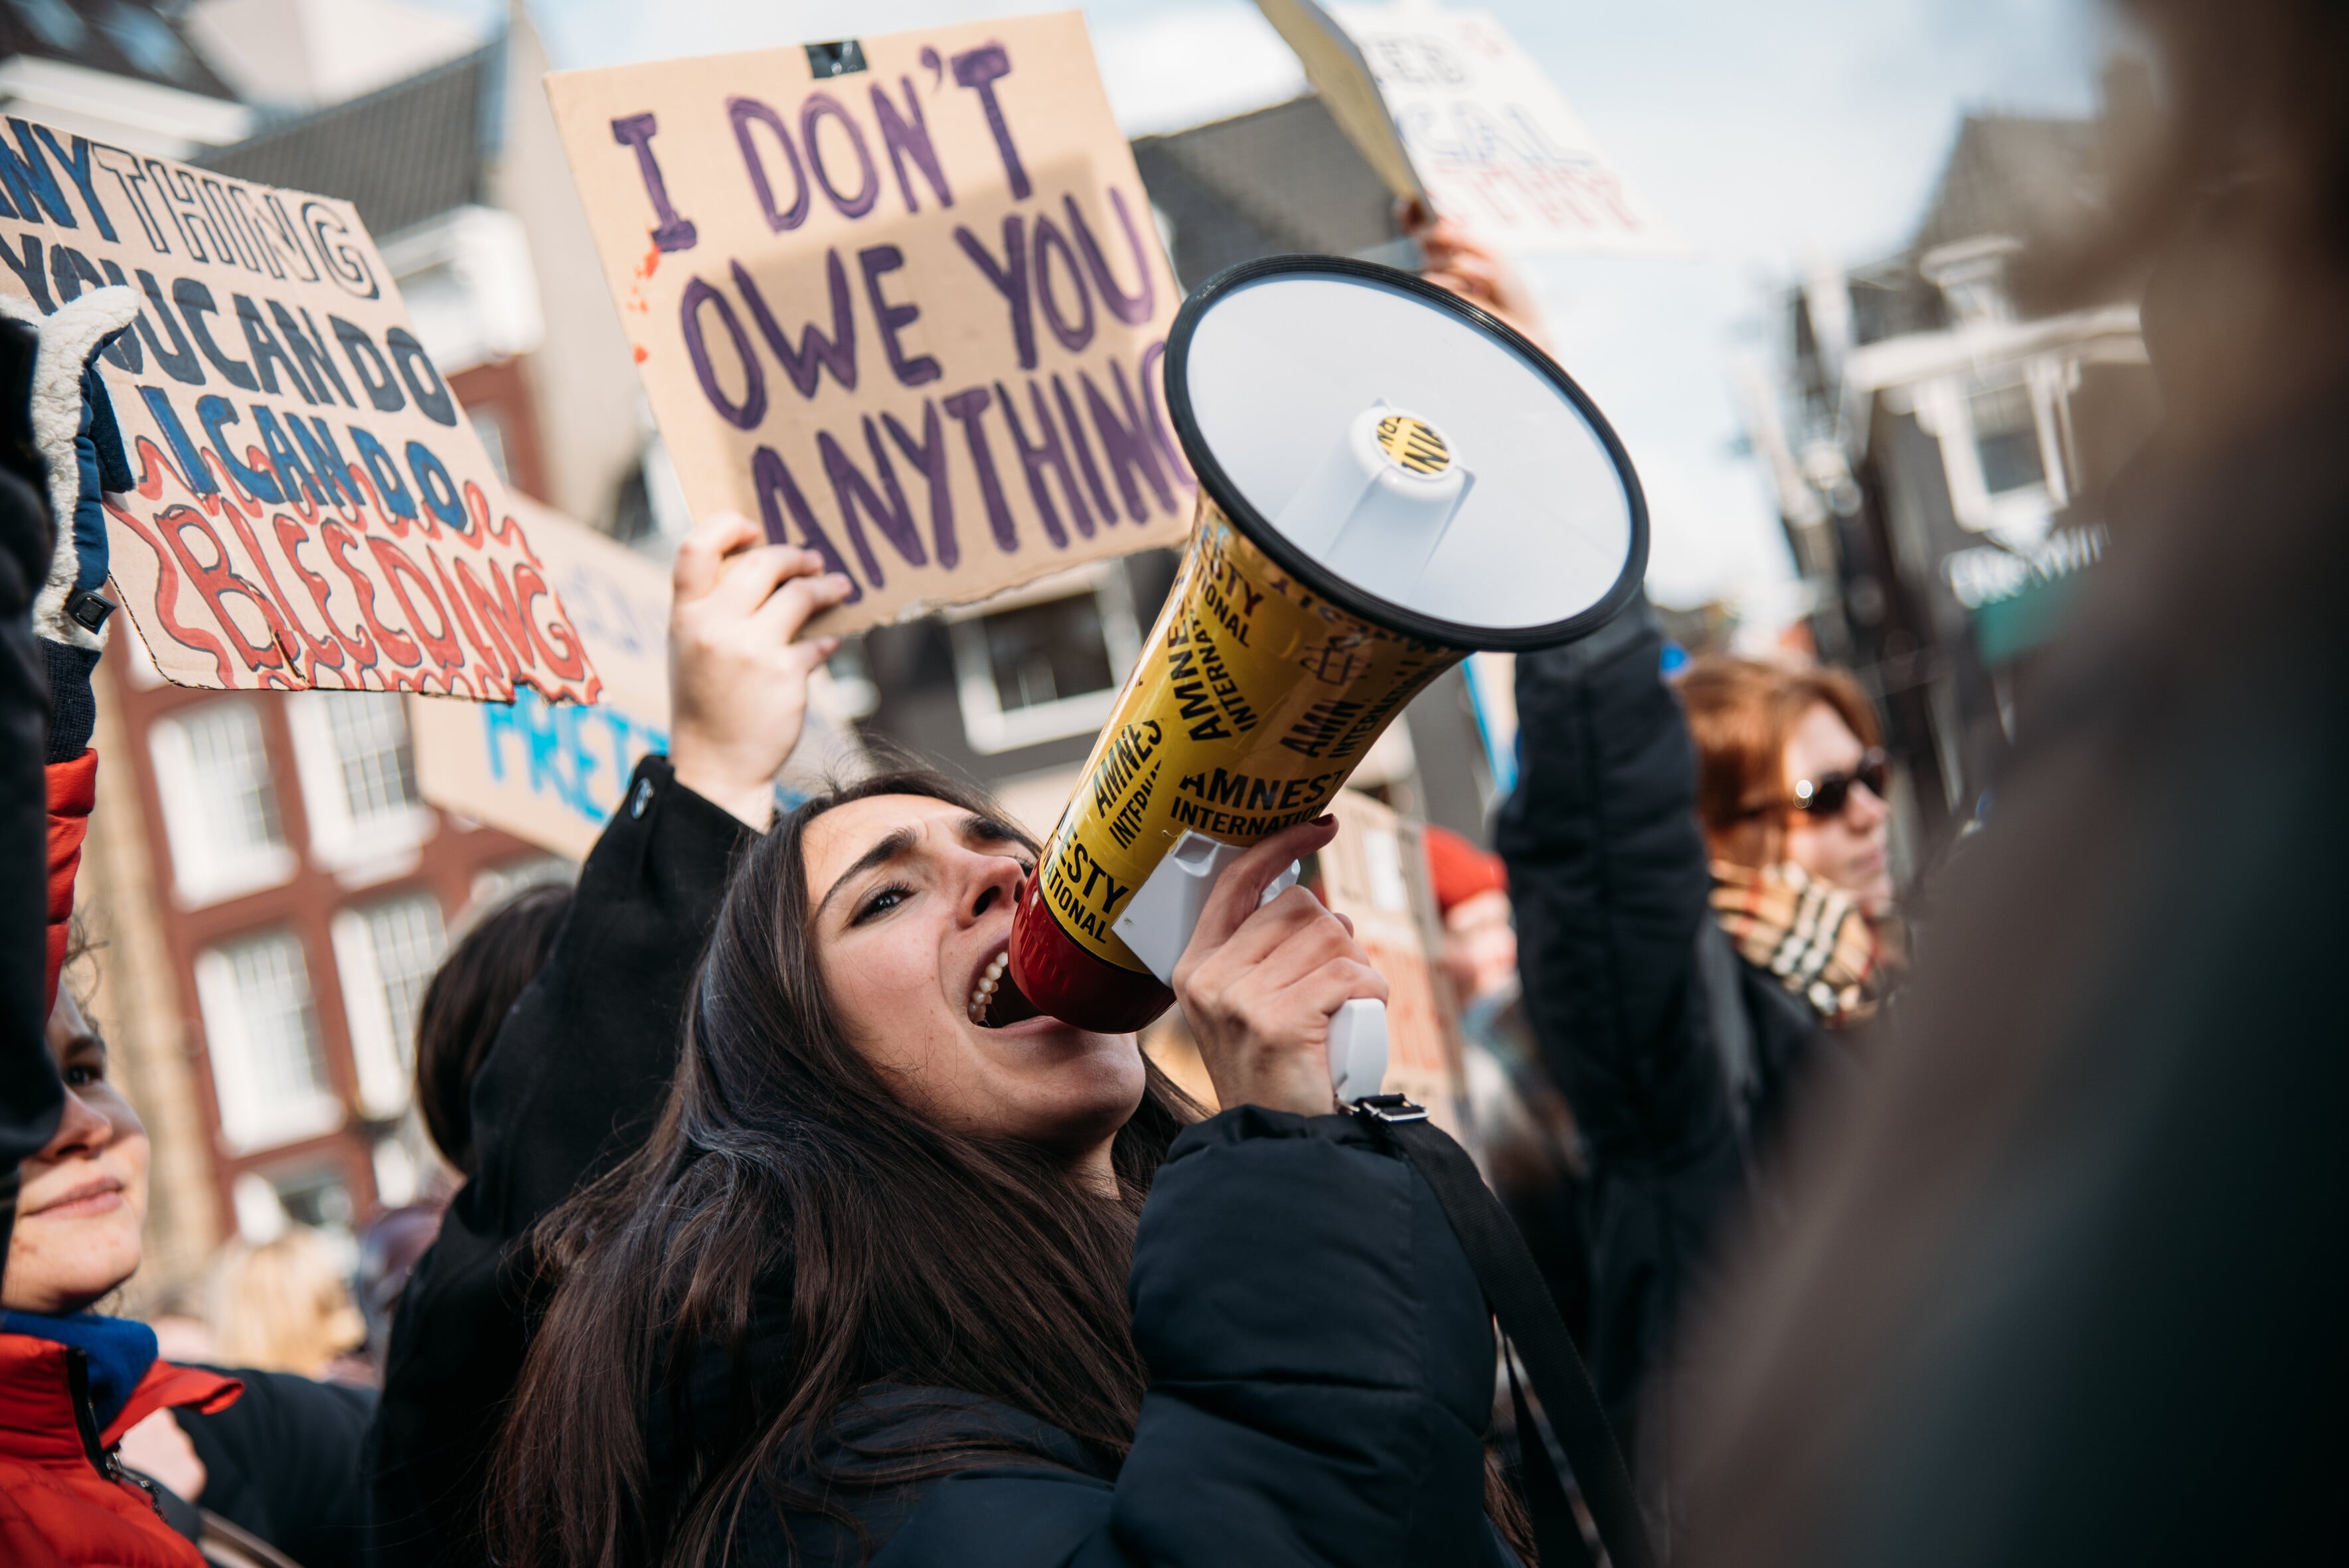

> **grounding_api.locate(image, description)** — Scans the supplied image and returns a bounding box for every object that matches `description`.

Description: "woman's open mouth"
[969,945,1043,1028]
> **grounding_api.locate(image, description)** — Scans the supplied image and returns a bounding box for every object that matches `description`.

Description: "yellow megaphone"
[1002,257,1647,1098]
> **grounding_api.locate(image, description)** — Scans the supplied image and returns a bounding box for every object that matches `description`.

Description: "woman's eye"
[852,884,912,924]
[63,1064,99,1088]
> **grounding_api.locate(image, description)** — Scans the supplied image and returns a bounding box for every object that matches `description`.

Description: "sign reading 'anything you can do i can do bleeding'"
[0,116,601,702]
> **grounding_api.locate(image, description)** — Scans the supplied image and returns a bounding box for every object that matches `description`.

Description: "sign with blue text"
[0,116,600,700]
[546,13,1194,635]
[406,495,862,858]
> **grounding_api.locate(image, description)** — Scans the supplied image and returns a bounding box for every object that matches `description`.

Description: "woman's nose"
[40,1087,114,1162]
[1848,780,1891,827]
[961,849,1026,923]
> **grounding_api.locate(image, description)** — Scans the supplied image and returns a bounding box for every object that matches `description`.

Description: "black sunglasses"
[1788,749,1890,817]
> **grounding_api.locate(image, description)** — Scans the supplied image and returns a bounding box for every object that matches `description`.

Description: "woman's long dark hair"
[490,769,1200,1568]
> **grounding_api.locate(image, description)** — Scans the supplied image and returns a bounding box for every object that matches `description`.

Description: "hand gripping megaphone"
[1001,257,1647,1100]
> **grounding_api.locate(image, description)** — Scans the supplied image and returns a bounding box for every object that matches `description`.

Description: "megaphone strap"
[1356,1103,1658,1568]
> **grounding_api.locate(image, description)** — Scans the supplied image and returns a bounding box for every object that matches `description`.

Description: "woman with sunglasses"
[1680,657,1898,1023]
[1492,595,1901,1510]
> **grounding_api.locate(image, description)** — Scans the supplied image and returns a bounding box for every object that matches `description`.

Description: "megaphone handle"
[1327,996,1389,1103]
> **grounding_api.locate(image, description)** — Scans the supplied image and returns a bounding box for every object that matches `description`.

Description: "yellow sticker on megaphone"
[1034,504,1463,974]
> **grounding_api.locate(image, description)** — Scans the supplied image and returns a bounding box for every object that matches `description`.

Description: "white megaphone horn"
[1001,257,1649,1104]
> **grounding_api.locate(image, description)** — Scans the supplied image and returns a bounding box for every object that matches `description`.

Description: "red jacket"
[0,1331,241,1568]
[45,747,96,1018]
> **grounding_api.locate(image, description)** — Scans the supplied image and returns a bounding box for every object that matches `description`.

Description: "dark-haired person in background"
[414,884,574,1181]
[351,883,576,1373]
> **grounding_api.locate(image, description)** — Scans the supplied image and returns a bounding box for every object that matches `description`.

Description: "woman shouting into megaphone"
[369,512,1529,1568]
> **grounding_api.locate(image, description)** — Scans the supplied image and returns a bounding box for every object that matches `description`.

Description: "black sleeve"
[0,305,59,1279]
[179,1369,376,1568]
[1491,601,1743,1440]
[364,755,752,1568]
[873,1109,1516,1568]
[0,457,59,1280]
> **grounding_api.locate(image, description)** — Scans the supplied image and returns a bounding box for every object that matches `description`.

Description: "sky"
[443,0,2104,622]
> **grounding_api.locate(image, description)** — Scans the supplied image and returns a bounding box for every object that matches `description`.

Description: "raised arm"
[1494,601,1730,1173]
[1491,600,1742,1448]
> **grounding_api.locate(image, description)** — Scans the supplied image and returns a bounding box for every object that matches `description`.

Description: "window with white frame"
[1911,362,2066,548]
[193,930,343,1152]
[947,566,1141,755]
[331,893,447,1121]
[150,700,295,907]
[1967,382,2046,496]
[287,690,434,873]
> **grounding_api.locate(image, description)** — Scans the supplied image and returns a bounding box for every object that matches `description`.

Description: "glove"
[0,287,139,651]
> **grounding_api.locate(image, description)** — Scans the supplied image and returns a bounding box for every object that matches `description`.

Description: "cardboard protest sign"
[0,117,600,700]
[544,13,1193,637]
[1317,787,1470,1132]
[408,496,863,859]
[1257,0,1687,257]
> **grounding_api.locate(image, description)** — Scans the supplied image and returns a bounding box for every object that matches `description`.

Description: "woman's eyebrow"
[816,826,922,917]
[960,814,1033,852]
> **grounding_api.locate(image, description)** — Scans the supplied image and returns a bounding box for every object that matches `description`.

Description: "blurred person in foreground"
[1668,3,2349,1563]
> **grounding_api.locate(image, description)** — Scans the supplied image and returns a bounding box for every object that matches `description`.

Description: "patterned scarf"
[1710,861,1886,1025]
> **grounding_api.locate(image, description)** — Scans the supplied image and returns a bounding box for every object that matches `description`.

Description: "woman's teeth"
[969,951,1009,1024]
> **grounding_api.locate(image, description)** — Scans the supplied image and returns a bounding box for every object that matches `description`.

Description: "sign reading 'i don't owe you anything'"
[0,116,600,702]
[546,12,1194,635]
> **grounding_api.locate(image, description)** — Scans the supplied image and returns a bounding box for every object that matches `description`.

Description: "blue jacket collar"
[1,1310,158,1429]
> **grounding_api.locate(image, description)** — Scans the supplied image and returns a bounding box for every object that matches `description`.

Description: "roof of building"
[1913,114,2105,258]
[1132,96,1401,289]
[1818,113,2111,353]
[0,0,236,98]
[195,39,496,238]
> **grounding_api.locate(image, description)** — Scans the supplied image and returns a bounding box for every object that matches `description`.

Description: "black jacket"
[1493,601,1823,1456]
[180,1367,376,1568]
[364,755,753,1568]
[368,756,1513,1566]
[681,1108,1512,1567]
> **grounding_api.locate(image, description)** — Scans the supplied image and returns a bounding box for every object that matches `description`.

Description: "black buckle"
[1349,1093,1427,1125]
[64,588,114,631]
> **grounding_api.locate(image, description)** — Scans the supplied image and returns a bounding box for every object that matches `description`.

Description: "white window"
[194,931,343,1153]
[331,893,448,1120]
[1967,383,2046,497]
[1913,362,2067,550]
[287,690,435,874]
[947,565,1141,755]
[150,700,296,907]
